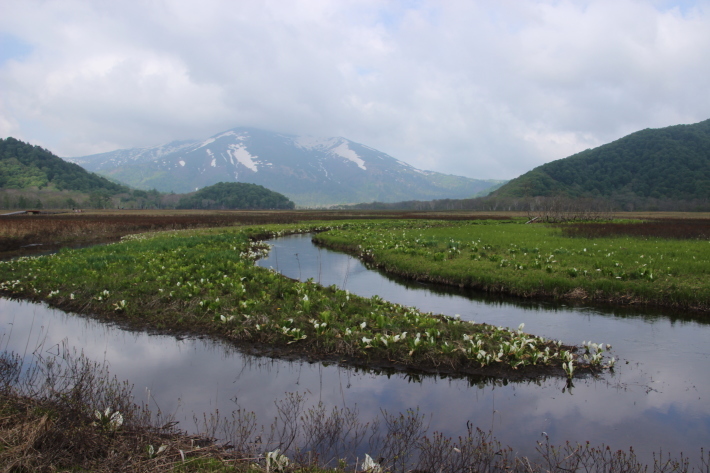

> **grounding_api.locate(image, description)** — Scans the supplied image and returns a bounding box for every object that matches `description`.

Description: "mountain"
[176,182,295,210]
[69,127,501,206]
[1,137,128,194]
[494,119,710,201]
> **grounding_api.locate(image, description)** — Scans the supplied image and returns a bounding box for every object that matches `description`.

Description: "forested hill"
[176,182,295,210]
[0,137,128,193]
[494,119,710,201]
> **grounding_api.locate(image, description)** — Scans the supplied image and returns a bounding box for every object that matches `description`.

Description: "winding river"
[1,233,708,465]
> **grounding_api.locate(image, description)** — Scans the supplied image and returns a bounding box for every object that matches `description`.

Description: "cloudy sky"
[1,0,709,180]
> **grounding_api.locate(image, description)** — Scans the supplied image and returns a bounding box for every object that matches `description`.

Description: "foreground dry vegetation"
[2,348,707,473]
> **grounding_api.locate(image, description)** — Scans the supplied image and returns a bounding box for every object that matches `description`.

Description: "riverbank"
[0,392,238,472]
[1,347,705,473]
[0,222,612,381]
[5,392,706,473]
[0,346,242,472]
[312,219,710,314]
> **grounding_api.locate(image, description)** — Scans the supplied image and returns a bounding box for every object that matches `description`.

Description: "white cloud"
[1,0,709,178]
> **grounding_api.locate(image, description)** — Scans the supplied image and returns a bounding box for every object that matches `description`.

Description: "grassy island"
[313,218,710,313]
[0,221,613,380]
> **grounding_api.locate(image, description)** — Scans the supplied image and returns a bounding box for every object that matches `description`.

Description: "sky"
[1,0,709,180]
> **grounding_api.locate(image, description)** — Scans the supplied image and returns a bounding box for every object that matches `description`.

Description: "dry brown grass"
[560,218,710,239]
[0,347,250,473]
[611,211,710,220]
[2,208,705,259]
[0,393,251,473]
[0,210,513,258]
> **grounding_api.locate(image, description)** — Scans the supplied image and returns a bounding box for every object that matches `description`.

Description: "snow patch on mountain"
[197,131,246,150]
[294,136,366,170]
[395,159,429,174]
[146,141,199,159]
[331,143,366,170]
[319,162,329,178]
[228,144,259,172]
[70,126,501,206]
[218,130,246,141]
[198,137,216,149]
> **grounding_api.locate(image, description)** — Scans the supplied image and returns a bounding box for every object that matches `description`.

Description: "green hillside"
[0,138,295,210]
[176,182,295,210]
[0,137,129,193]
[494,119,710,201]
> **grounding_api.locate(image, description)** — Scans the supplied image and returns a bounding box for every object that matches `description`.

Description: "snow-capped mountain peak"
[69,126,500,206]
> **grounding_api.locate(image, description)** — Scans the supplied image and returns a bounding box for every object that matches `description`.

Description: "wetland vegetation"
[0,220,611,380]
[313,218,710,312]
[1,210,709,472]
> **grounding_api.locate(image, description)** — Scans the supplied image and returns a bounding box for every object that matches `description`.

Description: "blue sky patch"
[0,33,33,66]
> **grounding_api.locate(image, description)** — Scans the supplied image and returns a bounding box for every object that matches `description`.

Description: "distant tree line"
[0,183,295,211]
[0,188,166,211]
[343,194,710,213]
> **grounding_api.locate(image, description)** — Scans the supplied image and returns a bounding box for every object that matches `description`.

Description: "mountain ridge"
[69,127,503,207]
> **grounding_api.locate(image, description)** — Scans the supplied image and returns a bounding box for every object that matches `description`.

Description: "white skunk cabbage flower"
[266,449,290,472]
[362,454,382,473]
[147,444,167,458]
[93,407,123,430]
[109,410,123,429]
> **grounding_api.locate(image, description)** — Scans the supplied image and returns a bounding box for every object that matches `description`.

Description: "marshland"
[1,210,709,472]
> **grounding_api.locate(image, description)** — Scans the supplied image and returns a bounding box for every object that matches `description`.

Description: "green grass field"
[313,219,710,311]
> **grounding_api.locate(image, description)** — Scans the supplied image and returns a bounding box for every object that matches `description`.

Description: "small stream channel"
[1,233,708,465]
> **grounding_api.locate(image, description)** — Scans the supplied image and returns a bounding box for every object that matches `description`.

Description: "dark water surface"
[1,233,708,465]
